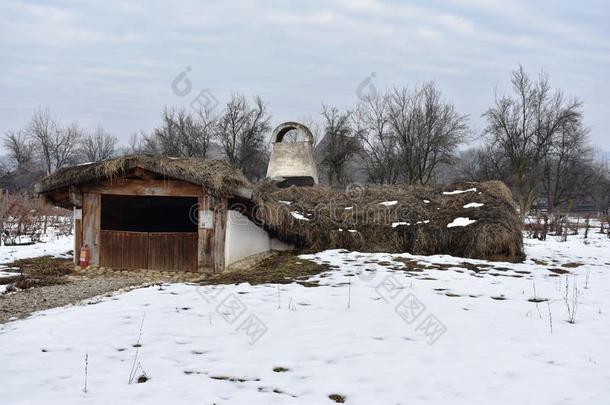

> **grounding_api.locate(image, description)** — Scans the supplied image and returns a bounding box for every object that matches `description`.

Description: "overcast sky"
[1,0,609,151]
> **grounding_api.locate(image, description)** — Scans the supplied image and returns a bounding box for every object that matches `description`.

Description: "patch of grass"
[532,258,548,266]
[561,262,584,268]
[549,268,570,275]
[392,258,425,272]
[528,297,549,303]
[203,252,330,286]
[329,394,346,403]
[273,367,290,373]
[429,263,453,271]
[460,262,489,273]
[210,375,259,383]
[0,275,22,286]
[2,256,73,291]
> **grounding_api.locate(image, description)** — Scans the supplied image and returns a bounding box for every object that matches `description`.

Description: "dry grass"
[203,252,331,286]
[329,394,346,403]
[253,180,524,262]
[1,256,73,290]
[36,154,252,198]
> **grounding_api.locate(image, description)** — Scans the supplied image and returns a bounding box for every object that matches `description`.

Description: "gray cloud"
[1,0,608,149]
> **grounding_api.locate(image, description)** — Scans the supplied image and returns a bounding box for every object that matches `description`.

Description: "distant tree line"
[2,66,609,215]
[453,66,609,215]
[1,109,118,190]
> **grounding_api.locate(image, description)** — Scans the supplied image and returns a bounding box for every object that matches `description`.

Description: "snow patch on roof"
[443,188,477,196]
[463,202,484,209]
[447,217,477,228]
[290,211,310,221]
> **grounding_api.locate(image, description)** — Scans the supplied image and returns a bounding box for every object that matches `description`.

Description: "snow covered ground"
[0,234,73,264]
[1,232,609,404]
[0,233,73,294]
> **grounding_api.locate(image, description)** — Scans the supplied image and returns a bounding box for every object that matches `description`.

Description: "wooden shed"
[36,155,254,273]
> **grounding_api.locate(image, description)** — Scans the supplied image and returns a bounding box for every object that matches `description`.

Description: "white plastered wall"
[225,210,293,266]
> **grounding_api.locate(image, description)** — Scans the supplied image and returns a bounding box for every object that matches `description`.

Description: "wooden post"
[82,193,101,266]
[197,195,214,272]
[74,219,82,265]
[213,198,227,273]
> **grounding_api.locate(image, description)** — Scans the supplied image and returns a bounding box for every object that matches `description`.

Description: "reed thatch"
[36,155,252,198]
[253,180,525,262]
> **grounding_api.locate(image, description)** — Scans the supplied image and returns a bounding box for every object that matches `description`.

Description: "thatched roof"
[36,155,524,262]
[36,155,253,198]
[253,180,524,262]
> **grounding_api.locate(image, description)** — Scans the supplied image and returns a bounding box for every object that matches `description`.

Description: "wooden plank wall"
[100,230,149,269]
[77,176,226,273]
[100,231,197,271]
[148,232,198,271]
[83,179,204,197]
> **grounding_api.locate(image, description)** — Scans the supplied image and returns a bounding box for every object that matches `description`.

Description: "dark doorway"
[101,195,197,232]
[99,195,199,271]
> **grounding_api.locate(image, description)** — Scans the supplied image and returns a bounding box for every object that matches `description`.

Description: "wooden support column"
[197,195,214,272]
[213,197,227,273]
[82,192,101,267]
[70,188,83,265]
[74,215,82,265]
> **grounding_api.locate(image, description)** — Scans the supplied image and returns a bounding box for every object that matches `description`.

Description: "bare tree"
[80,126,118,162]
[216,94,271,180]
[25,109,82,174]
[541,121,592,211]
[588,161,610,215]
[353,92,401,184]
[317,105,360,187]
[387,82,469,185]
[452,146,510,184]
[483,66,584,215]
[143,107,216,158]
[3,130,34,168]
[1,130,42,191]
[26,108,57,175]
[128,132,144,154]
[53,122,83,170]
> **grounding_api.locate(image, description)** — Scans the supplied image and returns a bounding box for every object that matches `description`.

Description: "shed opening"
[101,195,198,232]
[99,195,199,271]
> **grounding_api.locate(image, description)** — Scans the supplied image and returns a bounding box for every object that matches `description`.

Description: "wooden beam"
[213,197,227,273]
[74,218,82,265]
[197,195,214,272]
[132,167,156,180]
[69,186,83,207]
[82,193,101,266]
[82,179,205,197]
